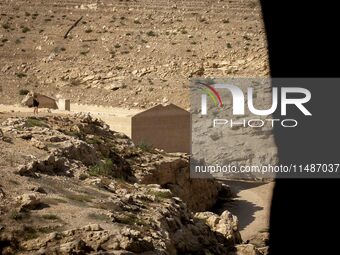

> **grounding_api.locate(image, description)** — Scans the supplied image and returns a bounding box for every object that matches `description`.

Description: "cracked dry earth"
[0,112,269,254]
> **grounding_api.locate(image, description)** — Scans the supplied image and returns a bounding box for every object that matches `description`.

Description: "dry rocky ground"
[0,113,268,254]
[0,0,268,109]
[0,0,272,254]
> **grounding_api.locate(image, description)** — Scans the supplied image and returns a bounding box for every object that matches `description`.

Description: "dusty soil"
[0,104,141,136]
[218,180,273,241]
[0,0,268,109]
[0,1,274,253]
[0,103,275,245]
[0,112,247,254]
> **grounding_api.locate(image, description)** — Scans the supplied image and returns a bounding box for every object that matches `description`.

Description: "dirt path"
[0,104,142,137]
[218,180,274,241]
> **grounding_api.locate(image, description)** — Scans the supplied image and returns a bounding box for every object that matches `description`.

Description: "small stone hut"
[21,93,58,109]
[131,104,191,153]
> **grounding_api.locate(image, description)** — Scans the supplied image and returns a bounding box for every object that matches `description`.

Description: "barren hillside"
[0,113,269,254]
[0,0,268,109]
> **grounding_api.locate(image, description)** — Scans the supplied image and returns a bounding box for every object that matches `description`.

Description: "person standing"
[33,94,39,115]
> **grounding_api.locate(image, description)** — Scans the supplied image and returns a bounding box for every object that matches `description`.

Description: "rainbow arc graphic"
[196,82,223,107]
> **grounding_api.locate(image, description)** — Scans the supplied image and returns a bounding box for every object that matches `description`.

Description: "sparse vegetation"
[86,136,102,145]
[19,89,29,95]
[150,190,172,200]
[21,26,30,33]
[43,197,68,205]
[15,72,27,78]
[146,30,156,36]
[9,179,19,185]
[65,193,93,203]
[138,141,154,152]
[2,23,10,29]
[198,17,206,22]
[89,158,114,177]
[115,214,135,225]
[10,210,28,221]
[259,227,269,233]
[88,213,110,221]
[80,51,89,56]
[25,117,49,128]
[22,226,38,240]
[85,28,93,33]
[63,130,82,138]
[79,173,89,180]
[41,214,60,220]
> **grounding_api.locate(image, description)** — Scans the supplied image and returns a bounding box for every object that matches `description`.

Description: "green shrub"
[41,214,60,220]
[2,23,10,29]
[150,190,172,200]
[79,173,89,180]
[146,30,156,36]
[10,211,25,220]
[22,27,30,33]
[15,72,27,78]
[65,193,93,203]
[89,158,114,177]
[138,141,154,152]
[42,197,67,205]
[88,213,110,221]
[86,136,102,145]
[19,89,29,95]
[22,226,38,240]
[63,130,82,138]
[25,117,49,128]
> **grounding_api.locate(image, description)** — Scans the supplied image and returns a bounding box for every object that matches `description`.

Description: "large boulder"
[229,244,261,255]
[16,193,41,211]
[195,210,242,244]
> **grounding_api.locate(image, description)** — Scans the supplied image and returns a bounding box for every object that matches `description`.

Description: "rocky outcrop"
[4,114,223,212]
[230,244,262,255]
[4,181,240,254]
[137,155,223,212]
[0,114,242,254]
[195,210,242,244]
[15,193,41,211]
